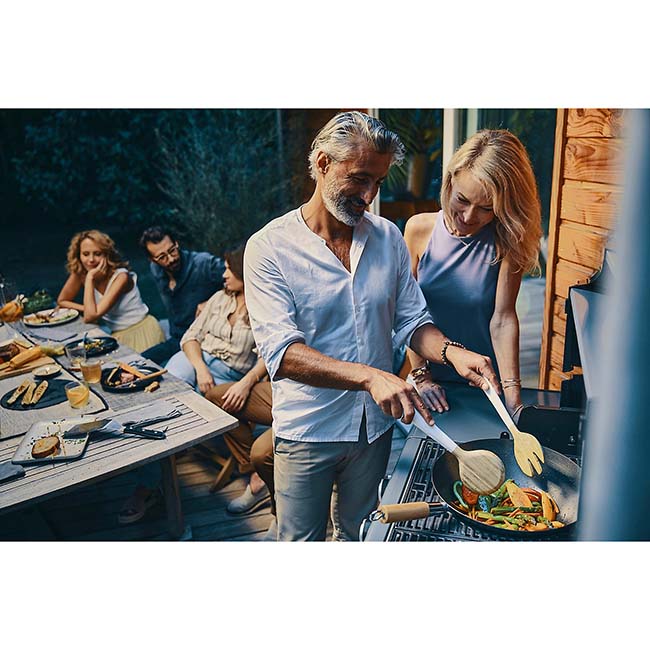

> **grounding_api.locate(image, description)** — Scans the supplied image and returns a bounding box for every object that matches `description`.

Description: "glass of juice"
[65,381,90,409]
[80,358,102,384]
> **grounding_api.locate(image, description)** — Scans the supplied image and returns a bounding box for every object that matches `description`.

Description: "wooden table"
[0,319,238,539]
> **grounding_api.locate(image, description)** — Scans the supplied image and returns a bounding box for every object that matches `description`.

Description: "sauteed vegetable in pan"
[453,478,565,532]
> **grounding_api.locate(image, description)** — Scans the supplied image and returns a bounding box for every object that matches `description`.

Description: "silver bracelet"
[501,378,521,388]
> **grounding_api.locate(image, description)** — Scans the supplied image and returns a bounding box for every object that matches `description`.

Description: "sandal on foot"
[118,488,162,525]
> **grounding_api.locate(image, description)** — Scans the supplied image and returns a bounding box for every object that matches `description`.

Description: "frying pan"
[374,438,581,539]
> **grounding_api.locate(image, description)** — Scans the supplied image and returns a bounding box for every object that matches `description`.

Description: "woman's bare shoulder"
[405,212,438,243]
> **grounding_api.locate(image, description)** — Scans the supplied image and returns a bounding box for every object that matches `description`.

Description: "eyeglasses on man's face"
[152,242,180,264]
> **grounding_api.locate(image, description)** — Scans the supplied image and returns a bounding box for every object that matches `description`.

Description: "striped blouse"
[180,290,257,374]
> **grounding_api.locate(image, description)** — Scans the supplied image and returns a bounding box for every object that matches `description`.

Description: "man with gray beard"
[244,111,499,541]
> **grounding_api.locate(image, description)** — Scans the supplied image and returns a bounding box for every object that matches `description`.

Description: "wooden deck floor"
[0,278,545,542]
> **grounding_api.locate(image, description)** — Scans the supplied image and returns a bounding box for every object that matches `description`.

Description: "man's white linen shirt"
[244,208,433,443]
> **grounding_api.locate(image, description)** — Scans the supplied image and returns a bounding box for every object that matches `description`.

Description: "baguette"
[30,380,49,405]
[7,379,31,405]
[21,381,37,406]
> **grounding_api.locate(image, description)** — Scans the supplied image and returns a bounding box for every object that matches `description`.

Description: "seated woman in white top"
[57,229,165,353]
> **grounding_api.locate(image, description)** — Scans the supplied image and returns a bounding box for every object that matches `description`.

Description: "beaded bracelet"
[441,340,465,367]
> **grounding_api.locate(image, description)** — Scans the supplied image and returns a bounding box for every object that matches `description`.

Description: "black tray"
[100,365,161,392]
[65,336,119,358]
[0,378,109,412]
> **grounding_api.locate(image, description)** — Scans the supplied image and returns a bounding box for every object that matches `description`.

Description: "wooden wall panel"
[556,221,609,269]
[550,333,566,371]
[539,108,624,390]
[554,258,596,299]
[560,180,622,229]
[564,137,625,185]
[553,296,567,324]
[566,109,625,138]
[549,368,570,391]
[552,314,566,338]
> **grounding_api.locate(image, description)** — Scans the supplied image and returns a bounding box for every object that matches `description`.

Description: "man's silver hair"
[308,111,406,180]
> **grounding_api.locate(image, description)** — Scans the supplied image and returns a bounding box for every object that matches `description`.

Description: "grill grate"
[386,438,577,542]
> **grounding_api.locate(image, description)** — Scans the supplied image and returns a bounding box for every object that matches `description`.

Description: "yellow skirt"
[112,314,165,353]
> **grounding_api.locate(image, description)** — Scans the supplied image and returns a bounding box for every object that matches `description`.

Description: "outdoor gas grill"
[362,252,612,542]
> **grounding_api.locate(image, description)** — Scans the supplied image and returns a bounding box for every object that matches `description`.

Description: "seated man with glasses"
[139,226,225,366]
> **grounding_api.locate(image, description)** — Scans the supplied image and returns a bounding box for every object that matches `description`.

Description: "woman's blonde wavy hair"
[65,230,130,277]
[440,129,542,275]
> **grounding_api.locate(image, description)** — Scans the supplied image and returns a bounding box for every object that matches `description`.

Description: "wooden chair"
[195,444,237,492]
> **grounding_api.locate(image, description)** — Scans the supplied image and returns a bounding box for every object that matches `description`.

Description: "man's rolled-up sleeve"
[392,235,434,350]
[244,236,305,380]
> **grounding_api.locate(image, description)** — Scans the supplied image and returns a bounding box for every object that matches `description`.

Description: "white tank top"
[94,268,149,331]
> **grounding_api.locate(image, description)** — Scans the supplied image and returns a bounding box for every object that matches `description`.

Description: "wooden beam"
[539,109,567,389]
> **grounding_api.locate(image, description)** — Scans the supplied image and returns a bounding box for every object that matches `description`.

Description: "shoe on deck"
[118,487,162,525]
[226,484,271,515]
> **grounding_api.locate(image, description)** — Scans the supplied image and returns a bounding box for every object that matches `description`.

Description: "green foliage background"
[1,109,309,253]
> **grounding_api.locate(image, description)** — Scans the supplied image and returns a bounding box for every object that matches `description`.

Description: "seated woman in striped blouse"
[165,244,267,400]
[118,244,267,526]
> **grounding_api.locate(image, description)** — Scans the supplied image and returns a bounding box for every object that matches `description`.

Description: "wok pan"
[373,438,581,539]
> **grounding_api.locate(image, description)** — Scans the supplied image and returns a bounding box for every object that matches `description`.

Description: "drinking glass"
[80,358,102,384]
[65,342,87,369]
[65,381,90,409]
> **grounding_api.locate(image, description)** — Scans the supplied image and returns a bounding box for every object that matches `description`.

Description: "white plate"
[33,364,62,378]
[11,417,92,464]
[23,308,79,327]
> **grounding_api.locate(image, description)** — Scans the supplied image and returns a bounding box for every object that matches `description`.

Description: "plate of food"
[1,377,67,411]
[11,418,93,464]
[101,363,165,393]
[33,364,62,379]
[64,336,119,359]
[23,307,79,327]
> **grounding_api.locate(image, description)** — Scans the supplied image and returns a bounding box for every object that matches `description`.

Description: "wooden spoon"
[412,411,505,495]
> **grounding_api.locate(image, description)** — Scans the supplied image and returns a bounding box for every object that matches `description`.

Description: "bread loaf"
[32,435,61,459]
[10,346,43,368]
[0,342,21,363]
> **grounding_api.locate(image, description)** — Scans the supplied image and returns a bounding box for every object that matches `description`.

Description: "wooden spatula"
[411,412,505,494]
[482,380,545,477]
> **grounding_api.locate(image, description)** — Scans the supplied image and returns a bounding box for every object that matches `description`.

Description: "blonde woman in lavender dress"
[404,130,542,420]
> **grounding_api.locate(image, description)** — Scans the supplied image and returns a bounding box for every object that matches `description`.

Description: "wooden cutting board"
[0,340,57,380]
